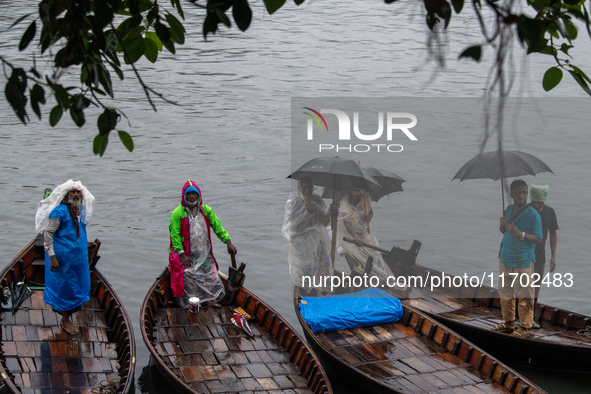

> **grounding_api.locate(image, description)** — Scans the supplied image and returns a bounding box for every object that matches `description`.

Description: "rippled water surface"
[1,1,590,392]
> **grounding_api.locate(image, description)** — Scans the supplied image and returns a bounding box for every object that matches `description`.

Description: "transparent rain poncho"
[35,179,95,234]
[337,191,394,279]
[183,209,225,303]
[282,190,333,288]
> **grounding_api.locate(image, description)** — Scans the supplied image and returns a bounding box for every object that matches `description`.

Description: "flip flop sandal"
[516,321,541,329]
[491,322,514,333]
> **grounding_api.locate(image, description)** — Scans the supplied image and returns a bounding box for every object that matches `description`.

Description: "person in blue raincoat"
[35,180,95,334]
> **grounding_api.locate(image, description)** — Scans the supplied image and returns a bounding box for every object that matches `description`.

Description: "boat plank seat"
[1,291,121,393]
[151,306,315,394]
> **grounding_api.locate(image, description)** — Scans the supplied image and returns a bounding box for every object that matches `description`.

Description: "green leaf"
[122,35,146,64]
[93,133,111,156]
[568,70,591,96]
[99,133,109,156]
[233,0,253,31]
[542,67,563,91]
[570,65,591,83]
[155,21,171,43]
[9,13,33,29]
[451,0,463,13]
[93,134,102,155]
[147,3,159,23]
[538,45,557,56]
[19,21,36,51]
[162,38,176,54]
[49,105,63,127]
[117,16,142,38]
[294,0,305,4]
[69,106,86,127]
[203,13,219,38]
[563,17,578,40]
[144,37,159,63]
[117,130,134,152]
[166,13,186,44]
[5,69,28,123]
[53,85,70,109]
[215,9,232,28]
[263,0,286,14]
[583,6,591,38]
[105,33,118,54]
[97,66,114,97]
[145,32,163,51]
[458,45,482,61]
[30,84,45,120]
[555,19,567,40]
[97,108,118,135]
[560,43,574,57]
[171,0,185,19]
[108,61,124,80]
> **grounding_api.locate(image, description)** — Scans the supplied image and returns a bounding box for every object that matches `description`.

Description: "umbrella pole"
[331,182,338,268]
[499,140,506,214]
[501,178,506,214]
[358,161,370,234]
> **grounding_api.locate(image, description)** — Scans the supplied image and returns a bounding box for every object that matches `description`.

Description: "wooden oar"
[342,237,389,254]
[342,237,422,267]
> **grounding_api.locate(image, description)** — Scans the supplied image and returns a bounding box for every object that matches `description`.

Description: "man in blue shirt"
[492,180,542,338]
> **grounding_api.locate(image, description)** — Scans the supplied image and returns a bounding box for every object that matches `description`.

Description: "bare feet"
[205,301,221,308]
[60,311,80,334]
[60,319,80,334]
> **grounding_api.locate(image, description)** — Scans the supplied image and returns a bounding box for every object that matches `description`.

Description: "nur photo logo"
[303,107,418,153]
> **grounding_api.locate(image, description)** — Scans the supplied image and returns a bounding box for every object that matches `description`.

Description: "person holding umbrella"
[283,177,336,289]
[337,189,394,279]
[493,180,542,338]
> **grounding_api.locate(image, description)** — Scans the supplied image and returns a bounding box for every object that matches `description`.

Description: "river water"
[1,0,590,393]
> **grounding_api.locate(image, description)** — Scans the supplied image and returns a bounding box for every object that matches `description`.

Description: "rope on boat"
[91,379,119,394]
[576,326,591,338]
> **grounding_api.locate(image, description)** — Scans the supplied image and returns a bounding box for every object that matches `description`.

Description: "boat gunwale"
[0,238,136,394]
[140,266,332,394]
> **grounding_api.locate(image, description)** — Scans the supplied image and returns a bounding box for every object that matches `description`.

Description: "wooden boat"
[140,267,332,394]
[0,236,136,393]
[294,286,547,394]
[356,238,591,372]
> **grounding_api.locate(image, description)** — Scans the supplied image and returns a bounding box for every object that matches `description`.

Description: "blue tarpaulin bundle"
[299,288,404,332]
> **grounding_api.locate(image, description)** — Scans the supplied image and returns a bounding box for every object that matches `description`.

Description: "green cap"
[530,184,549,202]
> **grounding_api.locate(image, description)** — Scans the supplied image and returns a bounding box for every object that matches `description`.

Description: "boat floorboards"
[316,320,514,394]
[152,306,314,394]
[1,290,120,394]
[407,296,591,345]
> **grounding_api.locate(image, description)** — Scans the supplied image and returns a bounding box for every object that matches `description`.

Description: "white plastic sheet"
[35,179,95,234]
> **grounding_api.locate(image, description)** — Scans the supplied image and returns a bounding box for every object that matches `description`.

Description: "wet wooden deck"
[406,296,591,345]
[1,291,121,394]
[313,318,522,394]
[151,305,315,394]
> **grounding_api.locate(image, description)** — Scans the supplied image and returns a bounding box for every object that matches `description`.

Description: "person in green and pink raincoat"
[168,180,237,307]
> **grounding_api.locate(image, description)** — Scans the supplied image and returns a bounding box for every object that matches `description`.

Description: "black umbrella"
[288,156,380,266]
[452,143,553,211]
[288,156,380,195]
[322,166,406,202]
[9,281,34,315]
